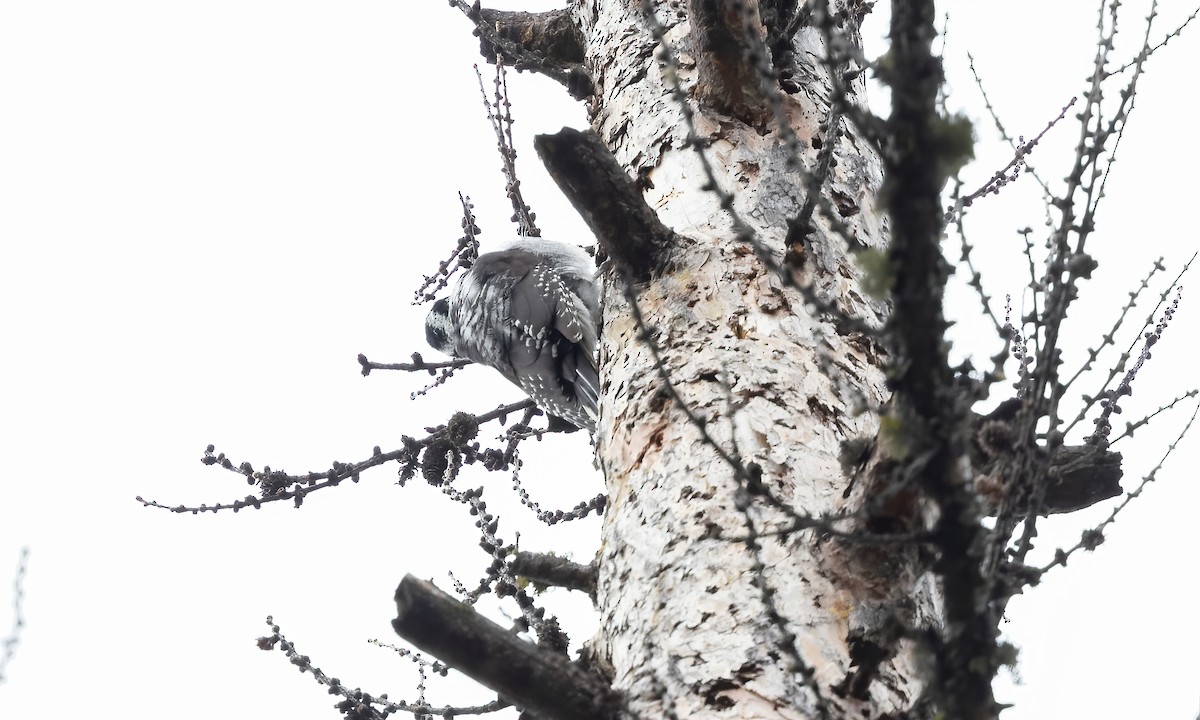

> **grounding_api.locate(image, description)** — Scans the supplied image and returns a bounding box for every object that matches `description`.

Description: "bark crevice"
[688,0,773,125]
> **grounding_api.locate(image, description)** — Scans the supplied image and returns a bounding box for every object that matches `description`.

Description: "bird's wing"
[450,244,599,430]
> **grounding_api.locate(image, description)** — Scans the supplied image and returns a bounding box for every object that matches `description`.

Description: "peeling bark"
[573,1,931,717]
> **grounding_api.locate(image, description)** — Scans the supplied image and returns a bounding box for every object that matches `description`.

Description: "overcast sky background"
[1,1,1197,718]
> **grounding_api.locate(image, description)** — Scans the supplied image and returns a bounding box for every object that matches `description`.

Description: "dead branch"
[511,552,597,599]
[1043,446,1123,513]
[455,4,593,100]
[477,8,585,66]
[392,575,619,720]
[534,128,675,281]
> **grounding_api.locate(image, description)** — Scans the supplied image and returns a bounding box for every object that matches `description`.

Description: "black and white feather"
[425,239,600,431]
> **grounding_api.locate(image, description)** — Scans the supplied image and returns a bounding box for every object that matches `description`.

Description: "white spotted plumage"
[424,239,600,431]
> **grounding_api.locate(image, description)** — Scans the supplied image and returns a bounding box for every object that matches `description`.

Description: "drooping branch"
[687,0,772,124]
[392,576,618,720]
[534,128,675,280]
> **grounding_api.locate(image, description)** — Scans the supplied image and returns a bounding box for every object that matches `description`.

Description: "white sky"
[0,1,1197,718]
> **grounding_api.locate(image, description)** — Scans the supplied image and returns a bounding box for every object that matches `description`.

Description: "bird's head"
[424,297,458,356]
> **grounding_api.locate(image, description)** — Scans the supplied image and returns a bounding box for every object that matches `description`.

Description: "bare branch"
[1109,389,1199,445]
[136,400,536,514]
[413,192,482,304]
[785,104,842,254]
[510,552,597,597]
[950,194,1005,335]
[618,271,748,479]
[944,97,1075,221]
[1059,257,1164,397]
[967,54,1056,204]
[1106,5,1200,76]
[732,474,834,719]
[508,447,607,526]
[1064,254,1192,436]
[359,352,472,375]
[1085,287,1183,447]
[475,62,540,237]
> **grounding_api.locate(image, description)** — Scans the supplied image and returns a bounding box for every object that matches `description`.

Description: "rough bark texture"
[574,1,935,717]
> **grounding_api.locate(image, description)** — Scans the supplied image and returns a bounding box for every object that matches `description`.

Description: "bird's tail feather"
[574,355,601,425]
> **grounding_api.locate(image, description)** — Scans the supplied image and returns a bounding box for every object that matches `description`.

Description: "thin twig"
[137,400,536,513]
[474,62,539,237]
[260,616,511,718]
[0,547,29,684]
[944,98,1075,222]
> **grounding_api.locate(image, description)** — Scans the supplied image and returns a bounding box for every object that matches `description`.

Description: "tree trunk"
[580,1,938,717]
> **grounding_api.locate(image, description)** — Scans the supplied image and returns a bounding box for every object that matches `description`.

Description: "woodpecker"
[425,239,600,431]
